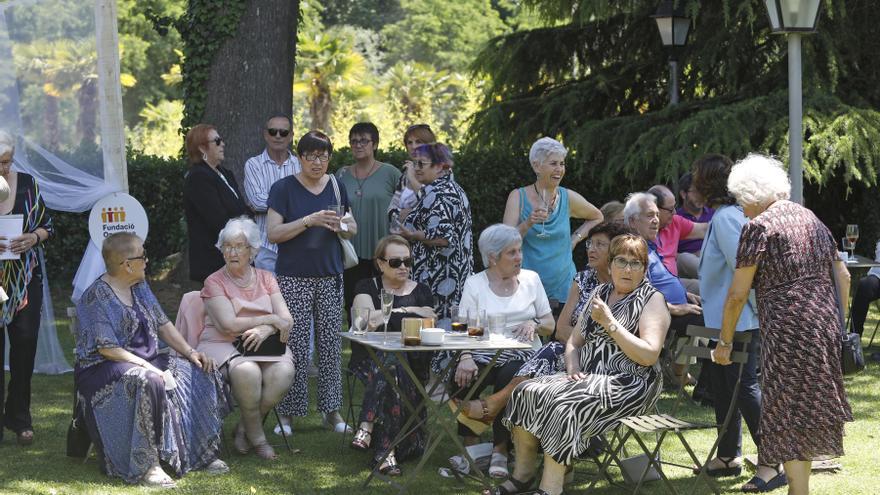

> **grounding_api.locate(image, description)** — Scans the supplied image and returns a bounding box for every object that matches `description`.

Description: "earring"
[202,152,208,162]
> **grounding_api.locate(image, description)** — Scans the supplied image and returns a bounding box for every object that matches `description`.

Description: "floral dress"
[404,173,473,319]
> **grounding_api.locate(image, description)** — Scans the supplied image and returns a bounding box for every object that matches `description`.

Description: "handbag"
[833,266,865,375]
[233,331,287,357]
[66,416,92,458]
[328,174,358,269]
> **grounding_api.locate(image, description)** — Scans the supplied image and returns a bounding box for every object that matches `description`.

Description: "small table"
[341,331,533,493]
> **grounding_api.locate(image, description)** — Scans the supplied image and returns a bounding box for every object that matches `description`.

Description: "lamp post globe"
[652,1,690,106]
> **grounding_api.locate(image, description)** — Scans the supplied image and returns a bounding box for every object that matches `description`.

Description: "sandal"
[489,452,509,479]
[141,466,176,488]
[252,442,278,460]
[448,399,493,435]
[322,413,353,434]
[16,429,34,446]
[375,451,402,477]
[233,422,250,454]
[351,427,372,451]
[741,464,787,493]
[481,477,536,495]
[692,456,742,477]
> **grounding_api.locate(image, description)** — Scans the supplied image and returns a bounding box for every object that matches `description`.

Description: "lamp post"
[764,0,822,205]
[652,1,690,106]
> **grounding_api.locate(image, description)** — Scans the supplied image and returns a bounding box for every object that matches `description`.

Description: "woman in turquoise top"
[503,137,603,306]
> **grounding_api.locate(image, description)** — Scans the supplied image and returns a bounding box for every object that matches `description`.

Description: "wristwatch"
[606,322,618,334]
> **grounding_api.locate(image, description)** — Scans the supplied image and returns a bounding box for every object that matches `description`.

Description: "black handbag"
[233,331,286,357]
[833,268,865,375]
[66,417,91,458]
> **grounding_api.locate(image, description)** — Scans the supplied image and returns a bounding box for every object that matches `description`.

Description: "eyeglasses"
[211,136,224,146]
[584,239,609,250]
[267,128,290,137]
[612,257,644,271]
[412,159,433,169]
[349,138,372,147]
[657,203,675,213]
[222,244,249,254]
[379,257,413,269]
[304,153,331,163]
[121,251,148,264]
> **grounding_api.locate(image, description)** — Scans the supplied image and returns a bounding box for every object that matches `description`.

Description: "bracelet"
[302,215,311,228]
[187,348,198,356]
[31,232,40,244]
[717,340,732,348]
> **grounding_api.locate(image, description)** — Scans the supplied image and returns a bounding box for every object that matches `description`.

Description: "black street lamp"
[764,0,822,205]
[652,1,690,106]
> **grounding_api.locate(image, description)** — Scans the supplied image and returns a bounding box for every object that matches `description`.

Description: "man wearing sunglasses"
[244,114,301,271]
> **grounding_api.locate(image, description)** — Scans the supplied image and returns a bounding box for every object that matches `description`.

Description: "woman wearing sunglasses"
[348,234,435,476]
[183,123,251,283]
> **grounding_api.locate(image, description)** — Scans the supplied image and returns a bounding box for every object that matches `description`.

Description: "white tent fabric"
[1,0,123,374]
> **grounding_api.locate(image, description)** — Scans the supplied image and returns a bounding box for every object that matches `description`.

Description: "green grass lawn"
[1,304,878,494]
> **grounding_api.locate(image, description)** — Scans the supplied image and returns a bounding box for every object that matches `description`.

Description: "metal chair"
[597,325,753,495]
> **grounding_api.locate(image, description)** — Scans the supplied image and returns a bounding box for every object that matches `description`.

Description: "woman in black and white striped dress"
[496,234,670,495]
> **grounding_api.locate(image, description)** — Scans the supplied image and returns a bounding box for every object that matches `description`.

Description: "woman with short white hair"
[448,224,554,478]
[200,216,295,460]
[713,154,852,495]
[503,137,603,313]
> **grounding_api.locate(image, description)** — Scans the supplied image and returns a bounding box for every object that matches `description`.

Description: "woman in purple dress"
[713,155,852,495]
[74,233,230,487]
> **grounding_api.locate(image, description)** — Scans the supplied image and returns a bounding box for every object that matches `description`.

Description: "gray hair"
[727,153,791,206]
[215,216,261,261]
[0,129,14,156]
[623,192,656,226]
[528,137,567,167]
[478,224,522,267]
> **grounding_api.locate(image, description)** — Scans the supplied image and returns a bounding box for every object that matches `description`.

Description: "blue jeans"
[708,329,762,459]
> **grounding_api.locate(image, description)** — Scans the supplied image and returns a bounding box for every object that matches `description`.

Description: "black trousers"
[850,275,880,336]
[707,330,762,459]
[343,258,377,318]
[450,359,523,448]
[0,272,44,434]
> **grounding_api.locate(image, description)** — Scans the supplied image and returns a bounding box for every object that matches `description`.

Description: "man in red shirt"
[648,185,707,294]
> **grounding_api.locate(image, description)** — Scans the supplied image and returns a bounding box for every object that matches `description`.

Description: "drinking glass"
[487,313,507,341]
[535,188,550,239]
[467,308,487,340]
[450,305,467,334]
[846,224,859,261]
[843,237,854,262]
[351,307,369,335]
[380,289,395,344]
[401,317,423,346]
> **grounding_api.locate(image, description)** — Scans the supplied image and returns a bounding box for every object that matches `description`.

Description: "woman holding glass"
[348,235,434,476]
[502,137,603,312]
[388,124,436,233]
[448,224,554,479]
[267,131,357,434]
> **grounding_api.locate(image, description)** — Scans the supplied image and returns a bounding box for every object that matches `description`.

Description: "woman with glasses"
[398,143,472,321]
[0,130,54,447]
[74,233,229,487]
[199,217,295,461]
[348,235,435,476]
[498,235,669,495]
[183,124,251,283]
[502,137,603,317]
[267,130,358,435]
[335,122,401,314]
[388,124,436,233]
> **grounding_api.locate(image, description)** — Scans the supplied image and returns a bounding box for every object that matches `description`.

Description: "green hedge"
[45,147,878,281]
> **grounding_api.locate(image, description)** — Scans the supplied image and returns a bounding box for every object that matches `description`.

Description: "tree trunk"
[199,0,299,185]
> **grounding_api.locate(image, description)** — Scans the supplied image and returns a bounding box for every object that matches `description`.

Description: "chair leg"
[272,407,292,452]
[341,369,361,451]
[868,319,879,348]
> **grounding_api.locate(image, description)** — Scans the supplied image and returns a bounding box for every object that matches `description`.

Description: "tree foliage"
[467,0,880,192]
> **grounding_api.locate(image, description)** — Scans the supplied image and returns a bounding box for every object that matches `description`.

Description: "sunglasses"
[379,257,413,269]
[406,124,432,133]
[267,128,290,137]
[211,136,224,146]
[413,159,434,169]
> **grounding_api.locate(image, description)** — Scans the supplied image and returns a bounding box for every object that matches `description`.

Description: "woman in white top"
[448,224,555,478]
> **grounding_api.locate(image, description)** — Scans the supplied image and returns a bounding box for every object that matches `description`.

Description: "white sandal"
[488,452,509,479]
[322,413,353,434]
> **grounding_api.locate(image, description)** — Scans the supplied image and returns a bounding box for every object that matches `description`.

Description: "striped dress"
[503,280,663,465]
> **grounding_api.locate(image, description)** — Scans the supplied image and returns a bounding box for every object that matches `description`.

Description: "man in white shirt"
[243,114,301,271]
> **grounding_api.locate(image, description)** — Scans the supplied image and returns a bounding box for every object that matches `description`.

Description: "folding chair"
[340,365,364,451]
[599,325,752,495]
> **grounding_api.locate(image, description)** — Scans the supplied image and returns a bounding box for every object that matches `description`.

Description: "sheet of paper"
[0,214,23,260]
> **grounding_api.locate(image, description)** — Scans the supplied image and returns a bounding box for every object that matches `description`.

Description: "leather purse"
[833,267,865,375]
[233,331,286,357]
[66,416,91,458]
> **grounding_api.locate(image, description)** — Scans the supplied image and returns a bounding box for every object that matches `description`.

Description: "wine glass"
[535,188,550,239]
[380,289,394,344]
[351,307,369,335]
[846,224,859,261]
[842,237,854,262]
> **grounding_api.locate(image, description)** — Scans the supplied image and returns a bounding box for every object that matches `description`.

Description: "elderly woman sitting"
[74,233,229,488]
[199,217,295,460]
[448,224,555,479]
[499,234,669,495]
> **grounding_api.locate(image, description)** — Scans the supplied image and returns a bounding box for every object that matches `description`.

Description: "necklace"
[533,183,557,213]
[224,265,254,288]
[488,270,518,296]
[381,278,407,295]
[353,161,378,197]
